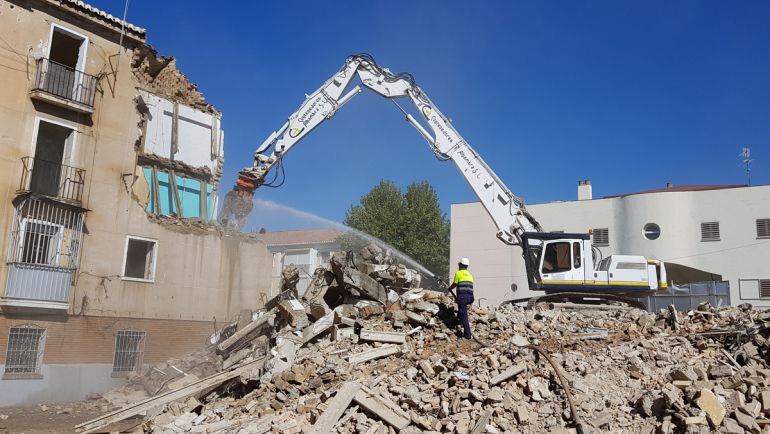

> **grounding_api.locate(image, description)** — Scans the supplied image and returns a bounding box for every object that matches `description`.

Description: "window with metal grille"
[4,326,46,375]
[760,280,770,298]
[592,228,609,246]
[701,222,720,241]
[757,219,770,239]
[112,330,146,374]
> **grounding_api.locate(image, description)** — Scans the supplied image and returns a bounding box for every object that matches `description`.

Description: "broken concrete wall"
[131,46,225,222]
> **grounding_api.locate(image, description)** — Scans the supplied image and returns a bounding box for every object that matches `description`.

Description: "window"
[757,219,770,239]
[701,222,720,242]
[122,236,157,282]
[760,280,770,299]
[7,197,84,273]
[572,242,581,268]
[41,25,88,101]
[4,326,46,376]
[592,228,609,246]
[643,223,661,241]
[19,219,63,266]
[112,330,146,374]
[30,120,76,198]
[143,168,215,220]
[541,242,571,274]
[48,25,87,72]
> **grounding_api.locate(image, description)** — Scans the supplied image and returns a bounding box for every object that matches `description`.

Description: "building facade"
[0,0,273,405]
[252,229,343,297]
[450,182,770,307]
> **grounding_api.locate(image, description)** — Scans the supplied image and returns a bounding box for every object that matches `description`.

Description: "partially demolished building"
[0,0,272,405]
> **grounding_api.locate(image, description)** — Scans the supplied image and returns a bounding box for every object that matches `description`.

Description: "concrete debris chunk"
[359,329,407,344]
[348,344,402,364]
[490,363,527,386]
[353,386,411,429]
[307,381,361,434]
[696,388,726,426]
[277,299,309,328]
[217,313,274,355]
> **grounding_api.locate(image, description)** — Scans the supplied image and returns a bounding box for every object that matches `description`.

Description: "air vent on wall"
[592,228,609,246]
[700,222,720,242]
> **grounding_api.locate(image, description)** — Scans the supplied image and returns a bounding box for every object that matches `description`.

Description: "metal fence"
[4,325,46,374]
[18,157,85,204]
[112,330,147,373]
[32,58,98,108]
[4,195,84,304]
[644,281,730,312]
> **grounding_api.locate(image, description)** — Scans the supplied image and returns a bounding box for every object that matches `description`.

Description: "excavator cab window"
[541,242,571,274]
[573,242,581,269]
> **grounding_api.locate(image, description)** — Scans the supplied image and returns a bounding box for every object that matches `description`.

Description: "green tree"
[343,180,450,277]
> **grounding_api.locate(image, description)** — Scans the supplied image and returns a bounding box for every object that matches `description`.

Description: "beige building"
[0,0,273,405]
[450,182,770,308]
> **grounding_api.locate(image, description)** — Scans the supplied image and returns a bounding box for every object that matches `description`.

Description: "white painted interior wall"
[138,90,223,175]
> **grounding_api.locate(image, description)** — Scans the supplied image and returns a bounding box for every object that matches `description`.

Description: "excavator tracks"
[526,292,648,310]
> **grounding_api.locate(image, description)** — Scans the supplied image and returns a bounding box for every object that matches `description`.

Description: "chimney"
[578,179,592,201]
[666,182,673,189]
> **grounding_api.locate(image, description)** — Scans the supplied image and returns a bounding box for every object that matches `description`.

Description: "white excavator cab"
[521,232,666,298]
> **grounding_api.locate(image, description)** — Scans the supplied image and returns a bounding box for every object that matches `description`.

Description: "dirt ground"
[0,403,116,434]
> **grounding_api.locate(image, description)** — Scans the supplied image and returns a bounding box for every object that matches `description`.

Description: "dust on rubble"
[73,245,770,433]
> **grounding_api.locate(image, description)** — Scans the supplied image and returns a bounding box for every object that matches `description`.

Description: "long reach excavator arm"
[223,53,541,245]
[221,53,667,302]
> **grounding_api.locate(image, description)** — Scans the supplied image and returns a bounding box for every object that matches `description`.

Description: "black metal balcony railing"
[18,157,85,204]
[32,58,98,108]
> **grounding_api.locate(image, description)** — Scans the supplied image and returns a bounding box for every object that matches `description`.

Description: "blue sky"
[94,1,769,230]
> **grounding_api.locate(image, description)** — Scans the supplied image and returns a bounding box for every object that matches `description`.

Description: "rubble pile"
[127,348,222,397]
[79,246,770,434]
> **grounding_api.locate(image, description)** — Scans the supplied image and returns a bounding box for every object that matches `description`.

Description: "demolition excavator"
[219,53,667,306]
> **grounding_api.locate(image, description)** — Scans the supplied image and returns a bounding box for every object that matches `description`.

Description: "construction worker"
[448,258,474,339]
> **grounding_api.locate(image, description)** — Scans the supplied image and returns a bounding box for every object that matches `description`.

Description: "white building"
[450,183,770,307]
[252,229,343,296]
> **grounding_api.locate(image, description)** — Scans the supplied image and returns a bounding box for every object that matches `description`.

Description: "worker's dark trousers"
[457,290,474,339]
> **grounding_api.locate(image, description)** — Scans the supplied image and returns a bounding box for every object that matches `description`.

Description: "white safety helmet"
[459,258,470,266]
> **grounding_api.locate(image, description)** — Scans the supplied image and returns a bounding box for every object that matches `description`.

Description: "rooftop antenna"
[740,147,753,185]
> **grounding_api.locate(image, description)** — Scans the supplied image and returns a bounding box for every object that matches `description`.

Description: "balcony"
[18,157,85,205]
[2,195,85,311]
[30,58,98,114]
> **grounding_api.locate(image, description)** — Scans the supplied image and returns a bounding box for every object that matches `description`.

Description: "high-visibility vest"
[454,269,474,291]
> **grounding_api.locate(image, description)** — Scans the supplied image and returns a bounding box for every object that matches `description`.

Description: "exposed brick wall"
[0,314,215,365]
[131,45,218,114]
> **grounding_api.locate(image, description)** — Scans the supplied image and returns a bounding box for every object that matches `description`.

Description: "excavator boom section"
[243,54,542,245]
